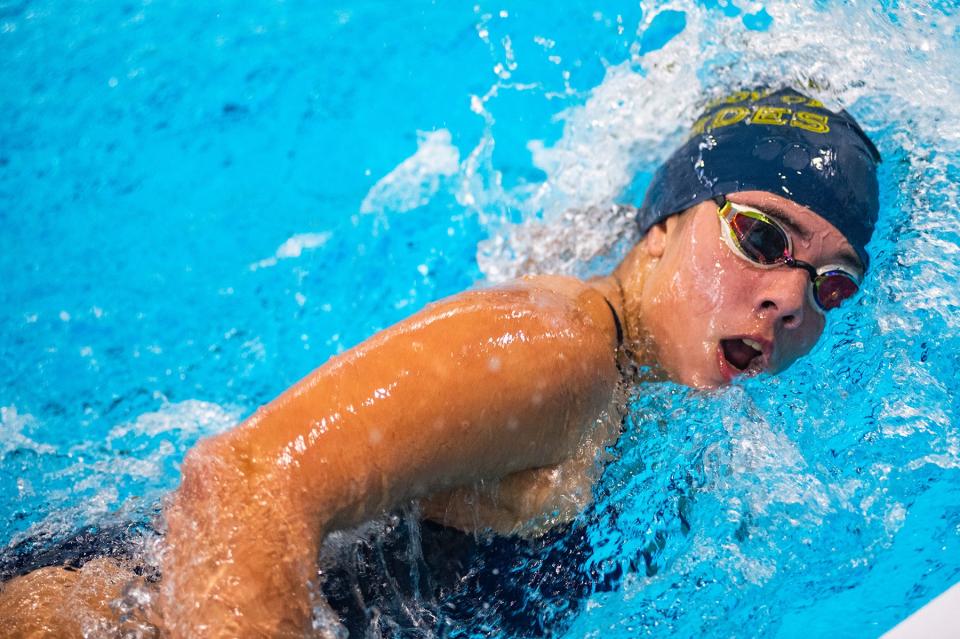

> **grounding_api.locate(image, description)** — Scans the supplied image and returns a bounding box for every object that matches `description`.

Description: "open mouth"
[720,337,765,374]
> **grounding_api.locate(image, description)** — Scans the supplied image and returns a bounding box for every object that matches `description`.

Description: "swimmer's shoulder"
[515,273,591,296]
[512,274,621,350]
[412,274,620,351]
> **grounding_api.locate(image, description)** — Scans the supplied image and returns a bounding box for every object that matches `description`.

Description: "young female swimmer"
[0,87,881,637]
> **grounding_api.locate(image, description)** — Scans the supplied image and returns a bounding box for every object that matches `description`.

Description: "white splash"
[0,406,56,459]
[107,399,239,441]
[6,400,241,548]
[716,404,835,525]
[250,232,332,270]
[360,129,460,214]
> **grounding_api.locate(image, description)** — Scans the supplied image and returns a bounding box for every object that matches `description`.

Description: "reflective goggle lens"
[729,211,788,264]
[814,271,859,310]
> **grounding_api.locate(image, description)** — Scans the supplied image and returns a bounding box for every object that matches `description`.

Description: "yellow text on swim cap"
[690,106,830,136]
[704,91,825,110]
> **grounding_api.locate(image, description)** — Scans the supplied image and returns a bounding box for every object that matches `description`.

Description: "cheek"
[775,317,826,372]
[681,227,755,321]
[653,232,737,376]
[797,317,826,356]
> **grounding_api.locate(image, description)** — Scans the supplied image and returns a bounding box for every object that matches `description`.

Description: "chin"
[689,376,728,390]
[669,367,727,390]
[664,348,729,389]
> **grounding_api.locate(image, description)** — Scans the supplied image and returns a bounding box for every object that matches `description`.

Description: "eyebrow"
[737,199,863,271]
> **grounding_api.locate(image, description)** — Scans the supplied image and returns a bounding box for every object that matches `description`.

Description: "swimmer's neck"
[587,246,662,377]
[586,273,625,323]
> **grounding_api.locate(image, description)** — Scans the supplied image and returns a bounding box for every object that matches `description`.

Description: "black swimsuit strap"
[603,297,624,348]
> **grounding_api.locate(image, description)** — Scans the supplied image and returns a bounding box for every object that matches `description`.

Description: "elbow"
[174,433,254,511]
[165,432,277,551]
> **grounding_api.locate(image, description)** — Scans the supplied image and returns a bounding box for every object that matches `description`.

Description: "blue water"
[3,1,960,637]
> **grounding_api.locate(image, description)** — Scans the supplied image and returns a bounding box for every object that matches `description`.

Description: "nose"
[755,268,809,329]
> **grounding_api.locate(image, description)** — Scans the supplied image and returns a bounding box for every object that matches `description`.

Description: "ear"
[642,220,669,259]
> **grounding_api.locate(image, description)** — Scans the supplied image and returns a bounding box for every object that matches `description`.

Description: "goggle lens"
[814,271,859,310]
[729,212,789,264]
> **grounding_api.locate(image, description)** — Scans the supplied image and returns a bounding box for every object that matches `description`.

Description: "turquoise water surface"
[2,1,959,637]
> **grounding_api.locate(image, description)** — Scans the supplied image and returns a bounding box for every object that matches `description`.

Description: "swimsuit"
[604,296,624,348]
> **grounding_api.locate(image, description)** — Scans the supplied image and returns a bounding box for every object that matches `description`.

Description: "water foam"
[4,400,240,548]
[0,406,56,459]
[249,232,332,270]
[360,129,461,215]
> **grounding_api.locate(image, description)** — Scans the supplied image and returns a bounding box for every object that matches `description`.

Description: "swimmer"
[0,87,881,637]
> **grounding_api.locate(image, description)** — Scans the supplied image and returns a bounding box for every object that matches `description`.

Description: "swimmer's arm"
[420,398,622,536]
[160,275,620,636]
[418,274,625,537]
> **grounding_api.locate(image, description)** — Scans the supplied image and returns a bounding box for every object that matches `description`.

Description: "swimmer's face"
[628,191,863,388]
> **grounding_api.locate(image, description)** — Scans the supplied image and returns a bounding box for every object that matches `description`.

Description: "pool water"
[2,0,960,637]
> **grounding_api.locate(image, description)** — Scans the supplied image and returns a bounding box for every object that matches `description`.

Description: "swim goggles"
[715,196,861,313]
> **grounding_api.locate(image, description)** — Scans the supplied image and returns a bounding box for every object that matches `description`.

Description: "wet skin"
[0,191,862,637]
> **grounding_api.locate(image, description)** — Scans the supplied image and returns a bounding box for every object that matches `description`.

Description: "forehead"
[725,190,863,271]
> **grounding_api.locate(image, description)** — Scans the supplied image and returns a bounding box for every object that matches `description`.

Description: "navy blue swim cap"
[635,87,881,269]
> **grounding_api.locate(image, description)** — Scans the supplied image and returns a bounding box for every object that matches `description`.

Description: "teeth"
[742,338,763,352]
